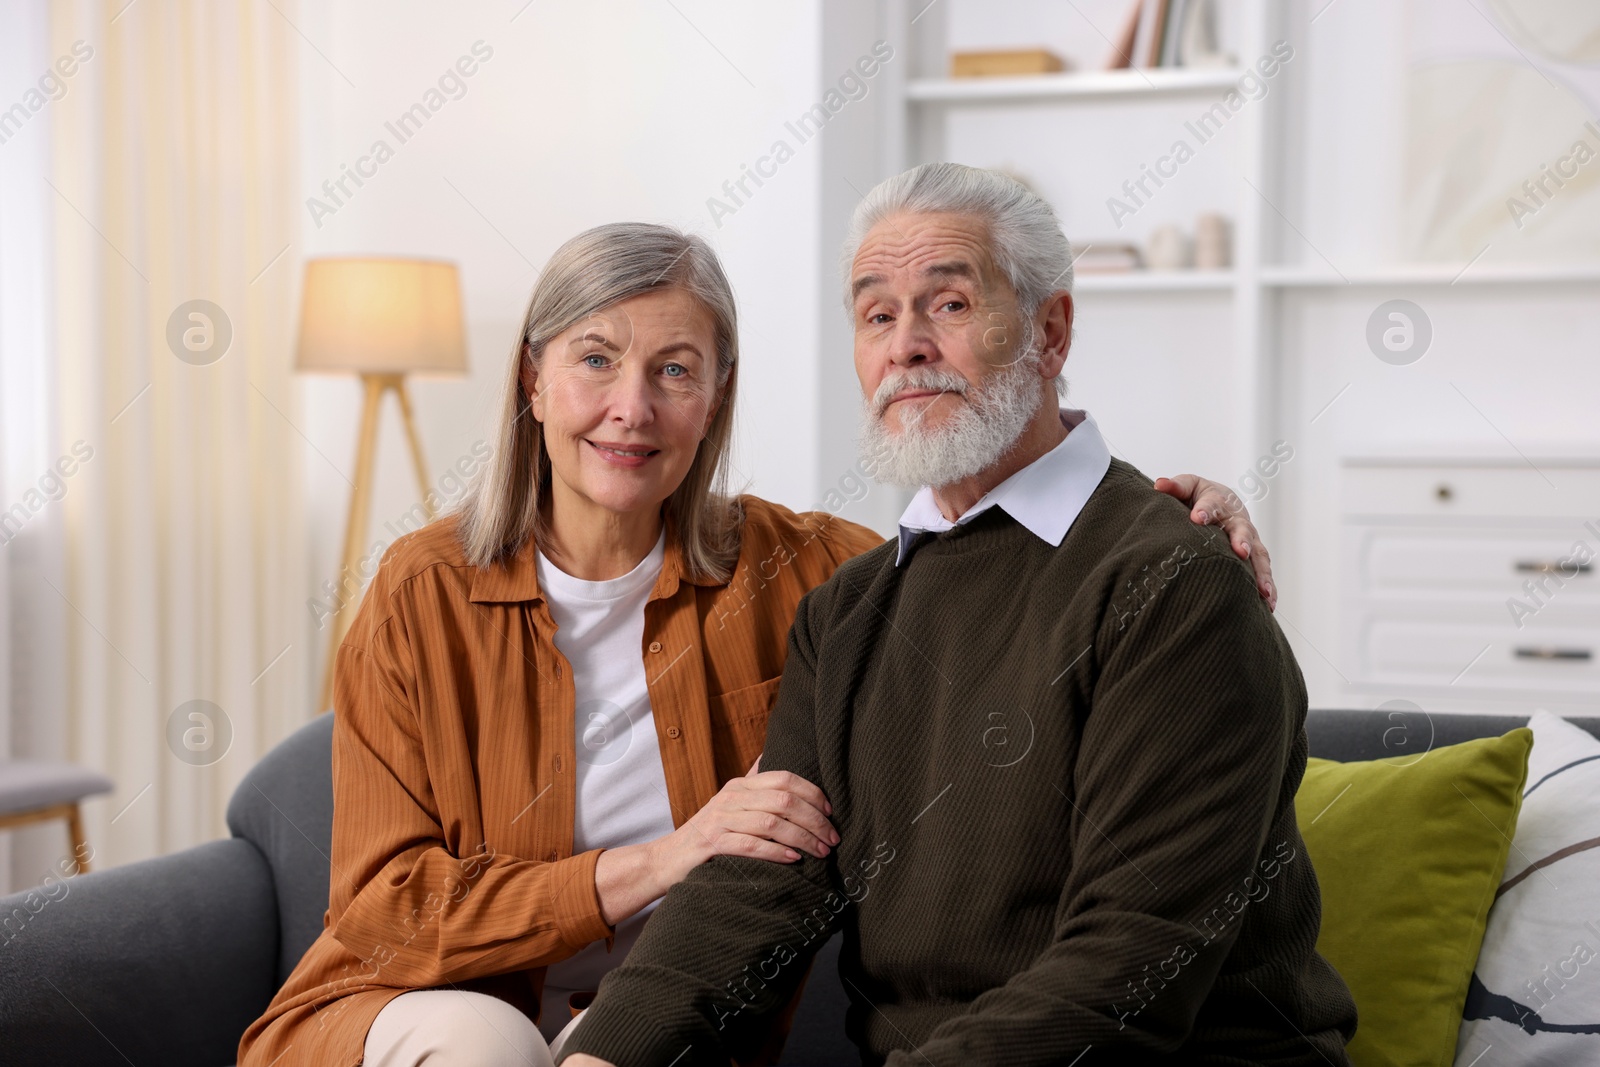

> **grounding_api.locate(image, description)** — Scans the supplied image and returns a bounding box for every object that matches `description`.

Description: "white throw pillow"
[1455,709,1600,1065]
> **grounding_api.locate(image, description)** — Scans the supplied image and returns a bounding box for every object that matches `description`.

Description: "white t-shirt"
[534,528,678,1042]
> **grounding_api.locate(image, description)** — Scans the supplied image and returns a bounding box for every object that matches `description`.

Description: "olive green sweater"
[558,460,1357,1066]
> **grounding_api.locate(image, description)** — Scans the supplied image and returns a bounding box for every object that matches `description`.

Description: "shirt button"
[648,641,663,654]
[547,850,557,862]
[666,726,681,739]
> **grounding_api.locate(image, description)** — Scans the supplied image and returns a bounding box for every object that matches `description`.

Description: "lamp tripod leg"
[318,374,386,714]
[394,377,437,522]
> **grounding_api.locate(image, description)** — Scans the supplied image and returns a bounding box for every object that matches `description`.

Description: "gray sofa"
[0,707,1586,1066]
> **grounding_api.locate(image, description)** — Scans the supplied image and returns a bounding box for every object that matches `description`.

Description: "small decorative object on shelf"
[1146,224,1193,270]
[1072,242,1144,274]
[950,49,1068,79]
[1168,0,1236,68]
[1194,212,1233,269]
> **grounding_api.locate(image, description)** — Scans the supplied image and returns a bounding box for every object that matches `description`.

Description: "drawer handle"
[1514,647,1594,662]
[1516,560,1594,575]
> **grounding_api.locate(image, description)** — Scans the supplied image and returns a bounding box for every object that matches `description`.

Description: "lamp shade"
[295,257,468,374]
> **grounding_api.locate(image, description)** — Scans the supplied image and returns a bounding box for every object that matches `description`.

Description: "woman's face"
[526,287,722,522]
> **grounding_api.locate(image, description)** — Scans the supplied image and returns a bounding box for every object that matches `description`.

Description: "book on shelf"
[949,49,1068,78]
[1109,0,1230,70]
[1107,0,1141,69]
[1132,0,1171,68]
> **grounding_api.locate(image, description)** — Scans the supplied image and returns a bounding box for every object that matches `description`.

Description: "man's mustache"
[870,370,970,417]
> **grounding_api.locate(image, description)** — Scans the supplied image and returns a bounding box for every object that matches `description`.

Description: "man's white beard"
[859,346,1047,491]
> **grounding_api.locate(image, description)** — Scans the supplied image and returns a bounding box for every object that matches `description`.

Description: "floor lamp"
[295,257,468,713]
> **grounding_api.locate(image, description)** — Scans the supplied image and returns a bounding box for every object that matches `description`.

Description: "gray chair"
[0,759,113,872]
[0,708,1588,1066]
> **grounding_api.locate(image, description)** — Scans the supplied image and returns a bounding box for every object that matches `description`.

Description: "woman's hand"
[562,1057,614,1067]
[1153,474,1277,611]
[592,758,838,928]
[653,760,839,884]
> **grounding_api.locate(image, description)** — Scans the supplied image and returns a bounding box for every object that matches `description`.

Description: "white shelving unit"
[904,66,1245,103]
[1262,264,1600,288]
[1075,269,1235,292]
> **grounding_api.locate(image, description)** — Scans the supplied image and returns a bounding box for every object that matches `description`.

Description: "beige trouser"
[362,989,588,1066]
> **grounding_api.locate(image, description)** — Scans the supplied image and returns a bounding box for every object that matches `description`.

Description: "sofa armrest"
[0,837,279,1066]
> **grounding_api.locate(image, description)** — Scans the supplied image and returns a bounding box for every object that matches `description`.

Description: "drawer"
[1357,618,1600,696]
[1353,527,1600,595]
[1343,463,1600,520]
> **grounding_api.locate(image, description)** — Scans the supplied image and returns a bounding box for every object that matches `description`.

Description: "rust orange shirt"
[238,495,884,1067]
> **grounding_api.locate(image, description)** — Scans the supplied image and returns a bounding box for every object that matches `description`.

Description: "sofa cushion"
[1455,710,1600,1063]
[226,712,335,985]
[1296,728,1532,1067]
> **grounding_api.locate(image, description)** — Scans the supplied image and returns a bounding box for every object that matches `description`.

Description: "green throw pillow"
[1294,728,1531,1067]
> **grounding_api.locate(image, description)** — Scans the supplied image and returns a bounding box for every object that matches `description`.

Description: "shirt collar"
[894,408,1112,566]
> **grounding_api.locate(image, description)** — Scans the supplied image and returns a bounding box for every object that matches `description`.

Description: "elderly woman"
[238,221,1272,1067]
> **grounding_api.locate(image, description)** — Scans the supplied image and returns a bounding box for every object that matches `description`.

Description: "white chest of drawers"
[1340,458,1600,714]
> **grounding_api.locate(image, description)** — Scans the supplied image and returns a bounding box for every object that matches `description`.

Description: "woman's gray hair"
[841,163,1073,397]
[453,222,743,580]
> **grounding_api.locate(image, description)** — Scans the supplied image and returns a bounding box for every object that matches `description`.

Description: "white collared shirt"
[894,408,1113,566]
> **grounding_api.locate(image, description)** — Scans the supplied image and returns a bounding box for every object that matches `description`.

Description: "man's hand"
[1154,474,1276,611]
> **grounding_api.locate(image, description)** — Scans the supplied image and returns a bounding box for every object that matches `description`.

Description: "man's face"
[849,211,1034,436]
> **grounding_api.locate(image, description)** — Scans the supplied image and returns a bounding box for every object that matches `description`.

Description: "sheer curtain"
[16,0,310,881]
[0,0,69,894]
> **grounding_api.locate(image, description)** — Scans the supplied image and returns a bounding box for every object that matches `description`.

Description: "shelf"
[906,66,1243,105]
[1074,270,1234,292]
[1065,264,1600,292]
[1262,263,1600,288]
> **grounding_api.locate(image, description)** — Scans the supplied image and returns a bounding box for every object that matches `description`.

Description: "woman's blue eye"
[583,354,608,368]
[663,363,686,378]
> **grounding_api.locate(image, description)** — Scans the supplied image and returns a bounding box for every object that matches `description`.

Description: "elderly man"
[558,163,1358,1066]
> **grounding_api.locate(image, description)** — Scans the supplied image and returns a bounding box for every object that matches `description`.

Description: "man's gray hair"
[841,162,1073,399]
[840,162,1074,315]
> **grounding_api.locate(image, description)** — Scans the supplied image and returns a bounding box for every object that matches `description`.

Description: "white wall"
[295,1,847,703]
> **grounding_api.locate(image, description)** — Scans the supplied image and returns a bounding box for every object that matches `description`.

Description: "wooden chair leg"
[66,804,90,874]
